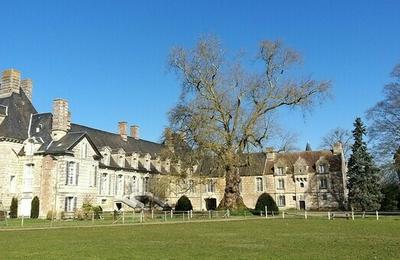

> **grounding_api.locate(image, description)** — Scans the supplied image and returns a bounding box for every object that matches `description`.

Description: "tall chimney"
[0,69,21,97]
[118,122,127,141]
[266,147,276,161]
[21,79,33,102]
[130,125,139,140]
[52,99,70,141]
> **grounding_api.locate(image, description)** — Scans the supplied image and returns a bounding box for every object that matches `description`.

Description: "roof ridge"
[71,123,162,145]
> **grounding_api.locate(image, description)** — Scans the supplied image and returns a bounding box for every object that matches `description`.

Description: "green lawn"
[0,218,399,259]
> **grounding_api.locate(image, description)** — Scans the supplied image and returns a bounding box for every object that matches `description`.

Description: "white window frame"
[116,174,124,196]
[277,179,285,190]
[206,179,216,193]
[65,196,77,212]
[256,177,264,192]
[278,195,286,207]
[100,173,109,195]
[276,167,284,175]
[81,142,88,159]
[66,162,77,186]
[23,164,34,192]
[319,164,326,173]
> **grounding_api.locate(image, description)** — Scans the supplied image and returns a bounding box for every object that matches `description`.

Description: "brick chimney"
[118,122,127,141]
[52,99,70,141]
[0,69,21,98]
[20,79,33,102]
[130,125,139,140]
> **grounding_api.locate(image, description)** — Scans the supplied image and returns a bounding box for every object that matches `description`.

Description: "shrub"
[10,197,18,218]
[82,203,93,219]
[175,195,193,211]
[46,210,56,220]
[74,209,85,220]
[254,193,279,214]
[31,196,40,218]
[93,206,103,219]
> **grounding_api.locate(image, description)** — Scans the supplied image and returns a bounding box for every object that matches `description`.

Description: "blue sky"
[1,0,399,149]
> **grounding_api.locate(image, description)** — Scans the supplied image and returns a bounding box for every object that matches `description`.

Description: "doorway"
[299,200,306,210]
[205,198,217,210]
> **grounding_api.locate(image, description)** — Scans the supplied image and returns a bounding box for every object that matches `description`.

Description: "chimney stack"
[52,99,70,141]
[21,79,33,102]
[333,142,343,155]
[118,122,127,141]
[266,147,276,161]
[0,69,21,98]
[130,125,139,140]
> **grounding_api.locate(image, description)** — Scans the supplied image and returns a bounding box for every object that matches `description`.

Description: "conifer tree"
[347,118,382,210]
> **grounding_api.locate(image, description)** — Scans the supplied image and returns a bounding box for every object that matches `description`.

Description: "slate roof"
[70,123,164,156]
[0,91,37,141]
[264,150,342,174]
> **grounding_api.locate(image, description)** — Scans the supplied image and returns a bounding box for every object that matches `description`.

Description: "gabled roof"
[0,91,37,140]
[265,150,342,174]
[44,132,101,157]
[70,123,164,156]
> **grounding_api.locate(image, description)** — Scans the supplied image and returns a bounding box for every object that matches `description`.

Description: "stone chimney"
[118,122,127,141]
[130,125,139,140]
[20,79,33,102]
[266,147,276,161]
[333,142,343,155]
[0,69,21,98]
[52,99,70,141]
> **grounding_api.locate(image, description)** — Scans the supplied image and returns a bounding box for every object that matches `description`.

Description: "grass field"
[0,218,399,259]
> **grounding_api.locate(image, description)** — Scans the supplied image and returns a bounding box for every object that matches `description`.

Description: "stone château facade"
[0,69,347,217]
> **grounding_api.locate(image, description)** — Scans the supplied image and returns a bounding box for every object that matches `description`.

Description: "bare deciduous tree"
[367,63,400,180]
[168,36,331,209]
[319,127,352,159]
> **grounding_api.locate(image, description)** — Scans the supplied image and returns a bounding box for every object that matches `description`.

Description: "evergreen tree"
[347,118,382,210]
[31,196,40,219]
[10,197,18,218]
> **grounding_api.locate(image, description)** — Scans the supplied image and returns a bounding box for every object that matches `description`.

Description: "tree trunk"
[217,164,247,210]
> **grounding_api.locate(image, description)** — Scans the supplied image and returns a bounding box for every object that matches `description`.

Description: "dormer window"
[119,156,125,168]
[144,154,151,171]
[103,153,110,165]
[318,164,327,173]
[276,167,284,175]
[131,153,139,169]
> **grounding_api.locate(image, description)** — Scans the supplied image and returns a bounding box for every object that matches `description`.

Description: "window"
[189,179,195,193]
[93,166,98,187]
[256,177,263,192]
[276,167,284,175]
[277,179,285,190]
[64,197,77,212]
[319,177,328,189]
[144,177,150,193]
[81,143,88,159]
[115,174,124,195]
[23,164,34,192]
[66,162,79,186]
[278,195,286,207]
[131,176,138,193]
[300,182,305,188]
[322,193,328,200]
[131,154,139,169]
[100,173,109,195]
[319,165,326,173]
[206,179,215,193]
[119,156,125,168]
[9,175,16,193]
[292,195,296,201]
